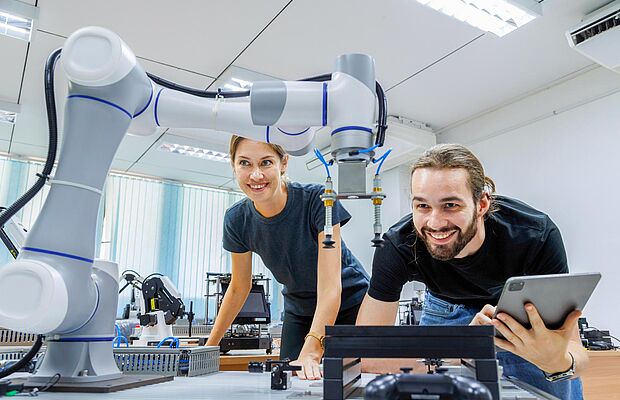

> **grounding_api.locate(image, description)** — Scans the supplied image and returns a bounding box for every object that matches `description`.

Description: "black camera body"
[364,372,492,400]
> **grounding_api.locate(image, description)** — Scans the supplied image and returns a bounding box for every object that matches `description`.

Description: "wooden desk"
[581,350,620,400]
[219,350,280,371]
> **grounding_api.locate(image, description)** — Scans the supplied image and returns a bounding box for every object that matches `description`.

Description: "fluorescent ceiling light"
[415,0,541,37]
[159,142,231,163]
[0,10,33,41]
[0,109,16,125]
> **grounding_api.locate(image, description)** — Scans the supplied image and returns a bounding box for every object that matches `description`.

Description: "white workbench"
[13,371,551,399]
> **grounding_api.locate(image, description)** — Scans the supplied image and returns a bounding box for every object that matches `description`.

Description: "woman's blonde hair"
[229,135,287,163]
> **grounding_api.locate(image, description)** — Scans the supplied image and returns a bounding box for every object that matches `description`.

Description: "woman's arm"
[293,223,344,380]
[206,251,253,346]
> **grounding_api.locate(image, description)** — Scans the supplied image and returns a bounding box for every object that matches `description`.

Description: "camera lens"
[508,281,524,291]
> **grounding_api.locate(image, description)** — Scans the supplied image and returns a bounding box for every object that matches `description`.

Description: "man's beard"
[415,212,478,261]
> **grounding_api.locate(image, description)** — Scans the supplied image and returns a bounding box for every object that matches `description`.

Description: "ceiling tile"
[0,123,12,141]
[37,0,292,77]
[139,58,214,89]
[10,32,67,150]
[234,0,482,88]
[11,31,218,166]
[109,158,134,172]
[0,139,9,153]
[384,1,606,129]
[0,35,28,103]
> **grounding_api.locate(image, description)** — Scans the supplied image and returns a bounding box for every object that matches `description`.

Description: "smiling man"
[356,144,588,400]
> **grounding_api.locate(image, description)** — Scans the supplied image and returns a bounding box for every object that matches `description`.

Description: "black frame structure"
[323,325,500,400]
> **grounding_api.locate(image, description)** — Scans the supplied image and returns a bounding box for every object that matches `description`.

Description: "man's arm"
[206,252,253,346]
[471,304,588,377]
[356,293,399,325]
[356,294,426,373]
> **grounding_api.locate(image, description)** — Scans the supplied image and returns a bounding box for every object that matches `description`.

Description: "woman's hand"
[291,336,323,380]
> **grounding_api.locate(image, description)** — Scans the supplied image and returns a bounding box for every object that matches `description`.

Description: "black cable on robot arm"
[297,73,388,146]
[0,48,61,229]
[299,73,332,82]
[0,49,61,379]
[146,72,250,98]
[0,335,43,379]
[375,81,388,147]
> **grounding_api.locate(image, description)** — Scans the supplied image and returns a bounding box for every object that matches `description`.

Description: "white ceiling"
[0,0,612,190]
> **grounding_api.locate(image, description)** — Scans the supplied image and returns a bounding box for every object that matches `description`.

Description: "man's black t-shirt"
[368,196,568,309]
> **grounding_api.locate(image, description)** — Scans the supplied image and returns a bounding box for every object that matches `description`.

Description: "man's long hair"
[410,143,498,215]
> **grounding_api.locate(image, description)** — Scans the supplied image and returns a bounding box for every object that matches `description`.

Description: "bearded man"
[355,144,588,400]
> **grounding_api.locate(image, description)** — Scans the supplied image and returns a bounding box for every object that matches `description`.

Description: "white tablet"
[494,272,601,330]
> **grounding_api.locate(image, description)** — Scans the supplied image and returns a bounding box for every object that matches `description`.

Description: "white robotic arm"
[62,27,377,158]
[0,26,387,384]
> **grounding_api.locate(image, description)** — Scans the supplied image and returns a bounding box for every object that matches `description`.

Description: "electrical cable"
[298,73,388,147]
[585,326,620,348]
[119,269,142,279]
[0,48,60,228]
[156,336,180,348]
[0,336,43,380]
[113,336,129,348]
[357,144,378,154]
[375,81,388,146]
[372,148,393,175]
[146,73,250,98]
[142,272,164,283]
[313,148,332,178]
[0,47,62,380]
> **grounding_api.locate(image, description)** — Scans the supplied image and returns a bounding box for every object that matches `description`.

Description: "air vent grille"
[571,11,620,45]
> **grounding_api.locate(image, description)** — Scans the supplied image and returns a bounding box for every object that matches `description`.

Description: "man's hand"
[470,304,496,326]
[471,303,581,374]
[290,350,322,380]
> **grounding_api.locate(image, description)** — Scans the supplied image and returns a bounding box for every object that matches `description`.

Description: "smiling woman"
[206,135,370,381]
[229,136,289,218]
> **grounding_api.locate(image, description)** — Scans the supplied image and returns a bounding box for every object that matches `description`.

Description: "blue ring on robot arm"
[67,95,132,120]
[22,247,94,264]
[154,88,164,126]
[277,127,310,136]
[331,126,373,135]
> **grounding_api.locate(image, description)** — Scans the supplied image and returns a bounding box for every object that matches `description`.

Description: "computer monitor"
[220,282,271,325]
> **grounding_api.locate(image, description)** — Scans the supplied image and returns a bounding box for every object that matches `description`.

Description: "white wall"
[440,66,620,337]
[340,165,413,273]
[341,163,428,301]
